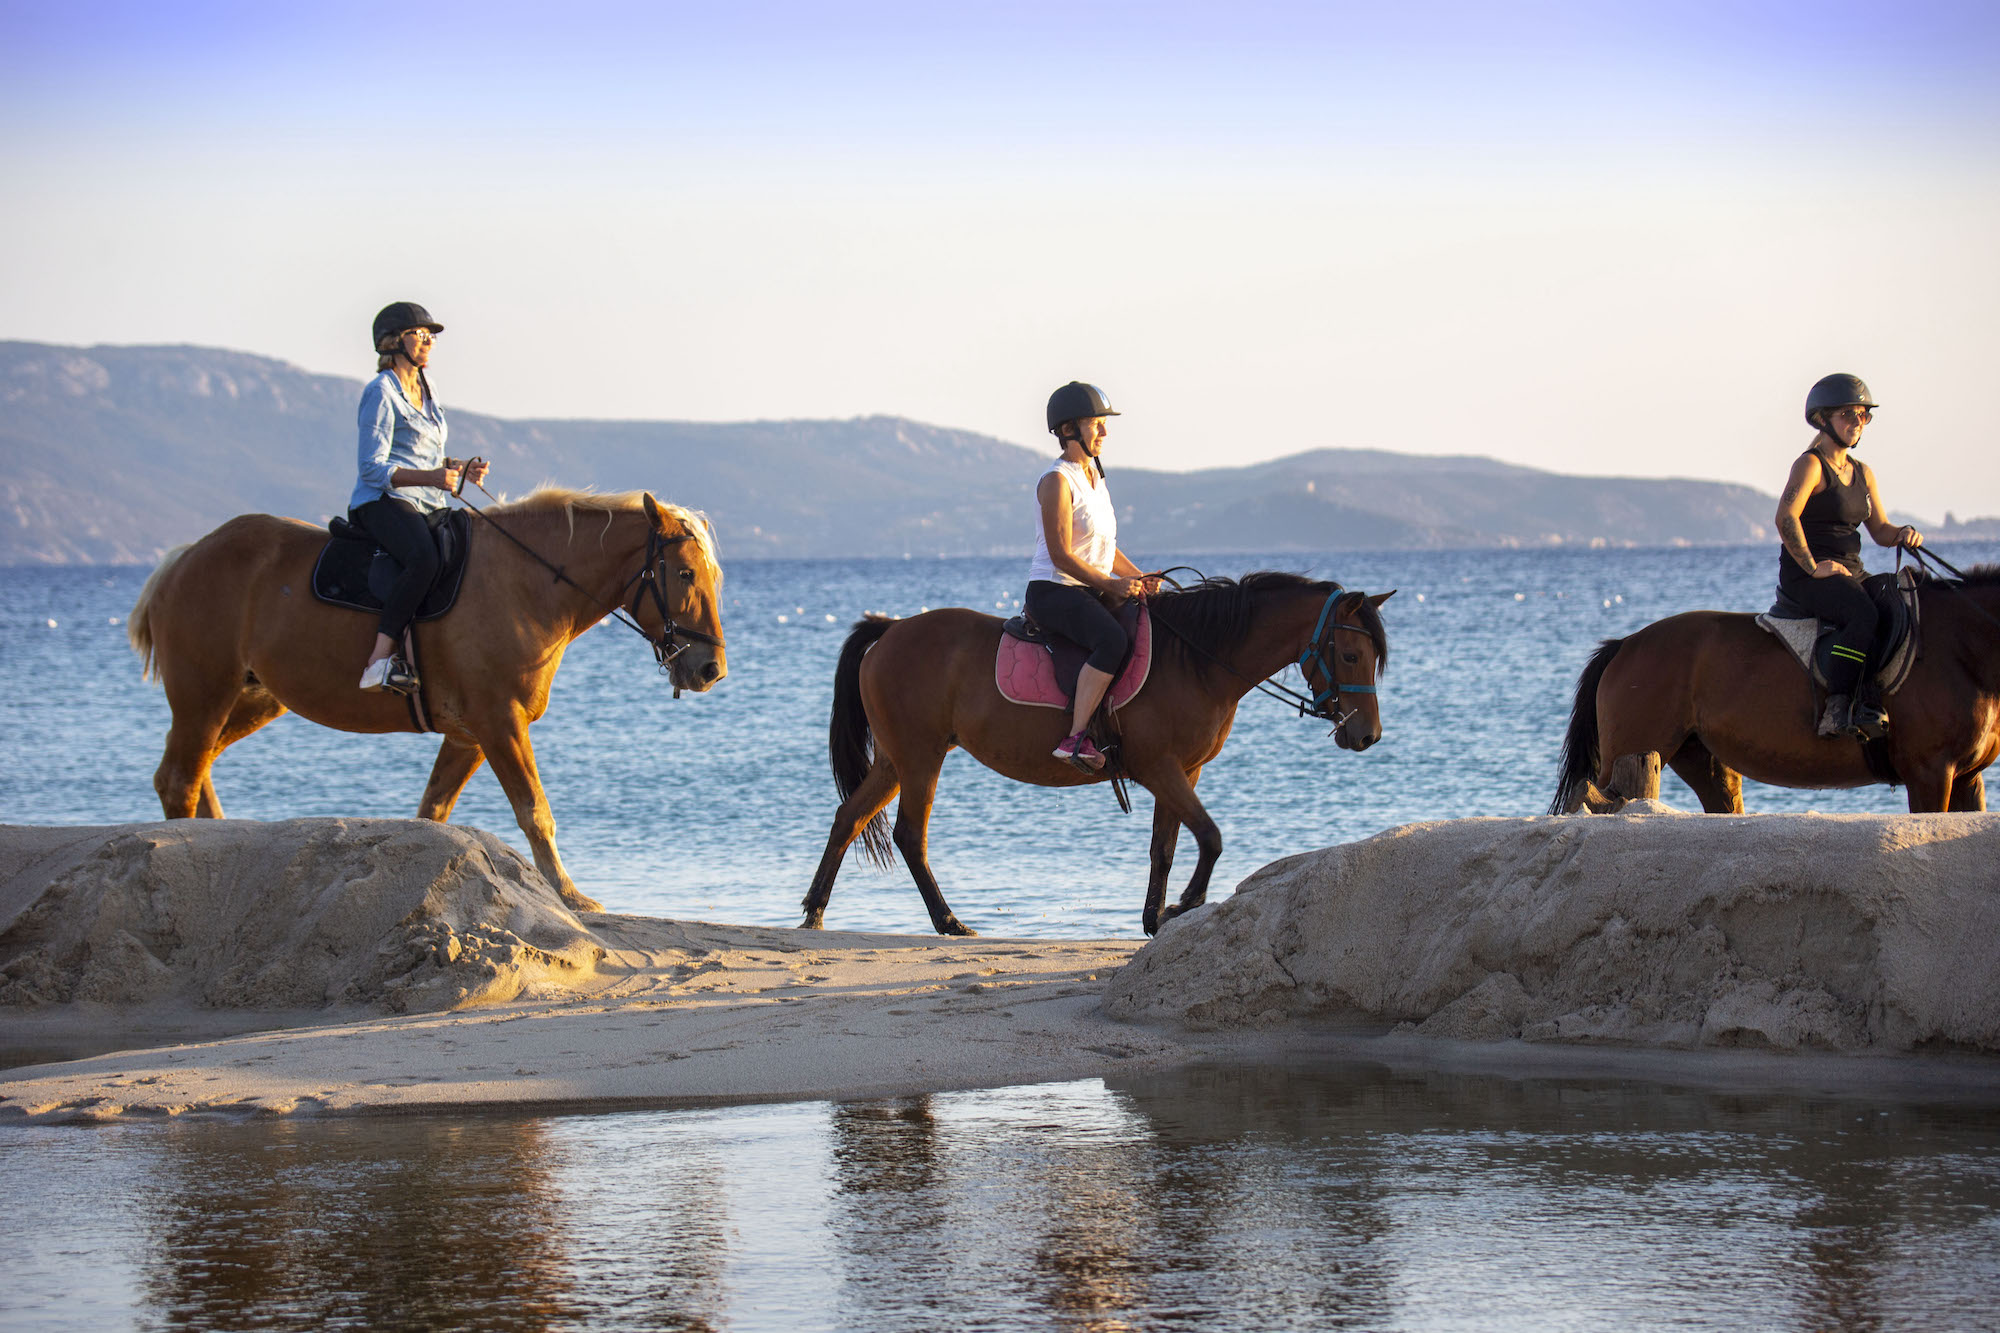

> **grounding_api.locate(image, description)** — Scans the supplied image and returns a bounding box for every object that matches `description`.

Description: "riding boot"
[1852,684,1889,741]
[1817,693,1860,740]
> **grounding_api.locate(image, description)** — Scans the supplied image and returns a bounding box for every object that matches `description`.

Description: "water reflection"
[4,1063,1998,1331]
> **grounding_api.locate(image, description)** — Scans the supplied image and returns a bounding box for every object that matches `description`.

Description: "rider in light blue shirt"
[349,366,451,513]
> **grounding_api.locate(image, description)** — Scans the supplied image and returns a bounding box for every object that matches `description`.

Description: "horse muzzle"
[672,646,726,693]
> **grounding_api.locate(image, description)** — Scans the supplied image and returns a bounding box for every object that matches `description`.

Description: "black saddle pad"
[311,508,472,621]
[1001,598,1146,705]
[1769,572,1911,687]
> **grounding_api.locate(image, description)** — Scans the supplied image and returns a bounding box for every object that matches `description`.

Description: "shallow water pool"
[5,1061,1999,1331]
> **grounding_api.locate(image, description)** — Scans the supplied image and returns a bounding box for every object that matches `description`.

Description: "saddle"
[1755,567,1920,696]
[996,599,1153,711]
[311,509,472,621]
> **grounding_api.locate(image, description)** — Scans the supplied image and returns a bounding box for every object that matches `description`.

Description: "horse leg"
[1903,760,1957,813]
[800,757,900,929]
[418,737,486,822]
[1142,801,1182,938]
[888,758,975,937]
[1145,769,1222,935]
[1949,771,1987,812]
[478,722,603,914]
[1665,736,1743,813]
[193,691,289,818]
[1141,764,1204,936]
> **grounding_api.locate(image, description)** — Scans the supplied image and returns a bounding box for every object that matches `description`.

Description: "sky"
[4,0,1999,521]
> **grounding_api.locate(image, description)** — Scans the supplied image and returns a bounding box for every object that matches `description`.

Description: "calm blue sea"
[4,541,1996,938]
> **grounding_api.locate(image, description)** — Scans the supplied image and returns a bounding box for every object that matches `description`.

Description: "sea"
[5,541,2000,1331]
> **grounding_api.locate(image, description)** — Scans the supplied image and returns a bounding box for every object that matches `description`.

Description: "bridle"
[1147,571,1380,731]
[1291,584,1379,728]
[453,462,724,683]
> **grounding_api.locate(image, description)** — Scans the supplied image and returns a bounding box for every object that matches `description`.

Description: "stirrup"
[1852,696,1889,741]
[383,654,421,697]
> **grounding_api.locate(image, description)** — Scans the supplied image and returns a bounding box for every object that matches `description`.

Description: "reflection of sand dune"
[1109,812,2000,1052]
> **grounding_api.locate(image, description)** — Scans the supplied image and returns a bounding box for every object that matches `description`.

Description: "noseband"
[1295,584,1377,726]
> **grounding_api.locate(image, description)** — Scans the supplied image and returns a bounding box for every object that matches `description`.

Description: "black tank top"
[1780,448,1869,584]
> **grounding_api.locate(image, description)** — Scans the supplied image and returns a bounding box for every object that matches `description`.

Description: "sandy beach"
[4,812,1999,1124]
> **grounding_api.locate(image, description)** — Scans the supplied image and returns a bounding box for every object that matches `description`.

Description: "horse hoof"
[558,886,605,914]
[939,918,978,937]
[799,914,824,930]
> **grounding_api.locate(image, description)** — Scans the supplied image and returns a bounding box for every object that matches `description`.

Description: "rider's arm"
[1038,472,1127,593]
[1859,462,1923,548]
[1776,453,1835,576]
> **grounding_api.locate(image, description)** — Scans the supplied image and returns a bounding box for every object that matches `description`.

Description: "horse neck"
[1944,585,2000,696]
[496,506,651,638]
[1224,586,1334,697]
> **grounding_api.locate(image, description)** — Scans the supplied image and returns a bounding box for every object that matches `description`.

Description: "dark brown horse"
[128,489,726,911]
[802,573,1393,936]
[1552,566,2000,815]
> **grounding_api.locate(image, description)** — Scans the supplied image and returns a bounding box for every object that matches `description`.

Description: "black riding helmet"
[1805,373,1877,430]
[372,301,444,351]
[1046,381,1120,436]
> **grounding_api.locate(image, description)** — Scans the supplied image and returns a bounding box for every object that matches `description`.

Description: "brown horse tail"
[1550,636,1624,815]
[127,544,191,682]
[830,613,898,868]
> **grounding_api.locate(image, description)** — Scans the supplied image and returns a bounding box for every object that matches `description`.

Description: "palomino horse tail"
[1550,636,1625,815]
[830,613,898,868]
[127,544,192,682]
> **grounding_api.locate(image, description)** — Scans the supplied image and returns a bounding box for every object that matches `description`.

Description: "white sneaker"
[358,658,392,692]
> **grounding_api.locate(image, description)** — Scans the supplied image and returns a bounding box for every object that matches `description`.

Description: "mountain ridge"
[0,340,1847,564]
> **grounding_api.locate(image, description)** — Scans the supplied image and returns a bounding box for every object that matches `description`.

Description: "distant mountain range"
[1,340,1946,565]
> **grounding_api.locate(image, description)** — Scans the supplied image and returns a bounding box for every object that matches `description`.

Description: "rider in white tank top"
[1028,456,1117,586]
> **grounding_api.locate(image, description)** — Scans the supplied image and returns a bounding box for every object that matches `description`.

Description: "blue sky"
[5,1,1998,519]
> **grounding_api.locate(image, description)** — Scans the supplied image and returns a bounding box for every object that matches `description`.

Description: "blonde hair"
[376,333,399,372]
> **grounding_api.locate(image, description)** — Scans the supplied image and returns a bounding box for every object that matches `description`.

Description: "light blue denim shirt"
[348,371,451,512]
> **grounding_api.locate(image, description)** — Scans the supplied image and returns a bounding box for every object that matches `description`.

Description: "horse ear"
[1368,590,1396,607]
[642,492,665,530]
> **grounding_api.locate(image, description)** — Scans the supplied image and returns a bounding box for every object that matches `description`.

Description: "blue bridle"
[1296,583,1378,719]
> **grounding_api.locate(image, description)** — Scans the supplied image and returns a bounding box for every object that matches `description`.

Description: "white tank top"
[1028,457,1117,586]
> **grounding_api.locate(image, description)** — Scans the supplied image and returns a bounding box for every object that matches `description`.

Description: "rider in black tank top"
[1773,374,1925,740]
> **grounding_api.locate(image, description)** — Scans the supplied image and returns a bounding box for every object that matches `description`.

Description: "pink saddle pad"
[995,606,1153,711]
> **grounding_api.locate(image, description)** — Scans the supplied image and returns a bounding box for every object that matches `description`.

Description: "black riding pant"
[1778,569,1877,696]
[1025,579,1126,674]
[349,496,443,641]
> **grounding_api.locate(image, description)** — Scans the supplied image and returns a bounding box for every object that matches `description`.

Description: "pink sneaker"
[1053,733,1106,771]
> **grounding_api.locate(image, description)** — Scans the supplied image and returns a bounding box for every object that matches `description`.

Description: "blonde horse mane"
[487,486,719,566]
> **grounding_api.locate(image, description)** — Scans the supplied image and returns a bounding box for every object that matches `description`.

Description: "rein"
[1144,568,1377,730]
[1905,546,2000,638]
[450,461,723,677]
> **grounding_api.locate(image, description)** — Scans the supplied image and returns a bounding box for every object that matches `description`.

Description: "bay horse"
[801,573,1394,937]
[1551,565,2000,815]
[127,489,726,911]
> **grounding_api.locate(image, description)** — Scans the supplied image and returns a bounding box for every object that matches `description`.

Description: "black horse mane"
[1935,562,2000,590]
[1149,571,1388,676]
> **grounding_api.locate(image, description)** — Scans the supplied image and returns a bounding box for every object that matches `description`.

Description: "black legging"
[349,496,442,640]
[1026,579,1126,673]
[1778,569,1877,695]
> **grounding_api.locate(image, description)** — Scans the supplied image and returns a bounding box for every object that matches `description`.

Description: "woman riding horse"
[1028,381,1156,771]
[348,301,490,696]
[1776,373,1923,739]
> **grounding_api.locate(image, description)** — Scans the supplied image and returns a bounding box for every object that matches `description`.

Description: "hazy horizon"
[4,1,1997,522]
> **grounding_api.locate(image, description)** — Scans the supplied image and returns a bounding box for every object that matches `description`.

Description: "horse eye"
[1342,652,1359,664]
[679,567,696,585]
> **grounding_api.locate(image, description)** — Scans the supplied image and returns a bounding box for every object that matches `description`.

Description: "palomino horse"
[1551,566,2000,815]
[802,573,1393,936]
[128,489,726,910]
